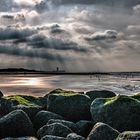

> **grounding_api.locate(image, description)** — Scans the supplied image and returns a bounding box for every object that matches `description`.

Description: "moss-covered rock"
[45,89,79,97]
[0,110,35,139]
[47,119,78,133]
[91,95,140,132]
[76,120,94,138]
[37,123,72,139]
[34,111,64,130]
[131,93,140,101]
[5,95,47,107]
[86,90,116,101]
[116,131,140,140]
[47,93,91,121]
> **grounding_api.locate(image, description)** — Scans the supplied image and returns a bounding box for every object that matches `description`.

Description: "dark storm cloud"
[27,34,88,52]
[50,24,64,34]
[49,0,140,7]
[0,26,37,40]
[0,44,64,61]
[84,30,118,41]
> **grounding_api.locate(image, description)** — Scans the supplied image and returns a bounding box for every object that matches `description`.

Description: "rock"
[86,90,116,101]
[47,119,78,133]
[87,122,120,140]
[37,123,73,139]
[0,98,13,116]
[47,93,91,121]
[13,105,42,121]
[76,120,94,138]
[45,89,79,97]
[0,91,3,98]
[91,95,140,132]
[5,95,46,107]
[34,111,64,130]
[2,137,38,140]
[66,133,85,140]
[131,93,140,101]
[41,135,66,140]
[0,110,35,139]
[116,131,140,140]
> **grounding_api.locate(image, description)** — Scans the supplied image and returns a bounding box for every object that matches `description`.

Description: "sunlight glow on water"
[13,78,42,86]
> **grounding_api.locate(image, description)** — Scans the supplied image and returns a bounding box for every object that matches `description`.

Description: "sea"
[0,74,140,96]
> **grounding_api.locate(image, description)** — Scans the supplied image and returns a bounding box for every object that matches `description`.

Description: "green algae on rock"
[90,95,140,132]
[45,88,78,97]
[5,95,47,107]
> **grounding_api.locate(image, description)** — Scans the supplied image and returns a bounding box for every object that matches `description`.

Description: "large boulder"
[0,110,35,139]
[86,90,116,101]
[91,95,140,132]
[47,119,78,133]
[87,122,120,140]
[41,135,66,140]
[34,111,64,130]
[13,105,42,121]
[0,91,3,98]
[2,137,38,140]
[116,131,140,140]
[76,120,94,138]
[66,133,85,140]
[37,123,72,139]
[47,93,91,121]
[45,89,83,97]
[0,98,13,116]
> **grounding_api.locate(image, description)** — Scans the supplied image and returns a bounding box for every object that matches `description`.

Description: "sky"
[0,0,140,72]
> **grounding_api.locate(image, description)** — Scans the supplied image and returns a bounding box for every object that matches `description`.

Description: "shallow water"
[0,74,140,96]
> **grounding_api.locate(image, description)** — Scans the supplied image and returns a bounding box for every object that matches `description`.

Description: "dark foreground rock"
[67,133,85,140]
[0,98,13,116]
[0,110,35,139]
[2,137,38,140]
[47,119,78,133]
[116,131,140,140]
[86,90,116,101]
[45,89,83,97]
[47,93,91,121]
[87,122,120,140]
[13,105,42,121]
[0,91,3,98]
[91,95,140,132]
[76,120,94,138]
[41,135,66,140]
[37,123,72,138]
[34,111,64,130]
